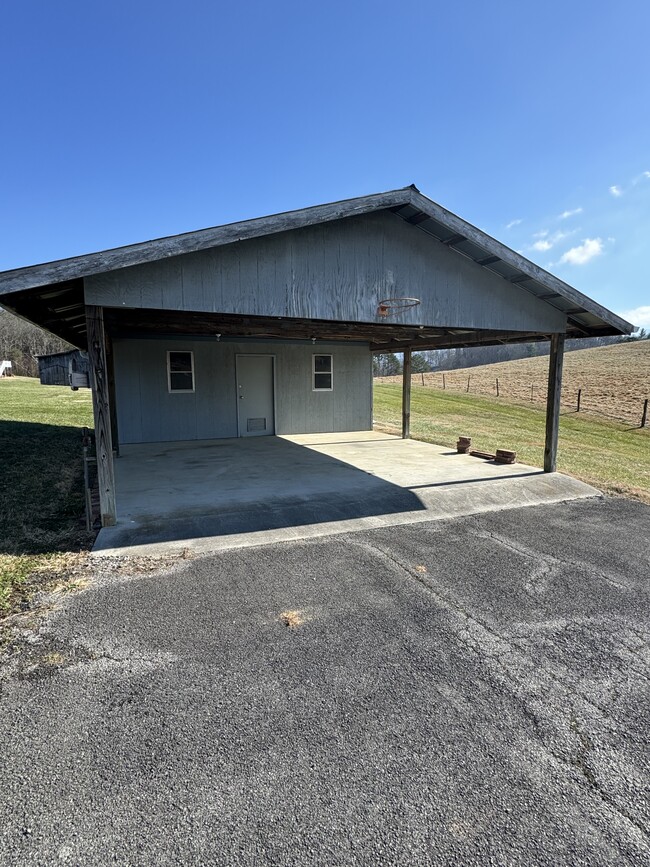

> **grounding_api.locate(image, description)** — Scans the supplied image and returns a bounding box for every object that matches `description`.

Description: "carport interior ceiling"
[0,185,633,351]
[100,308,561,354]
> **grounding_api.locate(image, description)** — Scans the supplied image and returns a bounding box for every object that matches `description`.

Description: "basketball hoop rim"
[377,297,421,317]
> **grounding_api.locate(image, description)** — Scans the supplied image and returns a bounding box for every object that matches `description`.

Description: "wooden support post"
[577,388,582,413]
[544,333,565,473]
[642,398,648,428]
[442,373,446,390]
[86,305,117,526]
[402,349,412,439]
[496,378,499,397]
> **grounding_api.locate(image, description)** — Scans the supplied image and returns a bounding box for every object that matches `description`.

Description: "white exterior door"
[236,355,275,437]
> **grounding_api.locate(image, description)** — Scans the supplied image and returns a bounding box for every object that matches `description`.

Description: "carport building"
[0,186,633,527]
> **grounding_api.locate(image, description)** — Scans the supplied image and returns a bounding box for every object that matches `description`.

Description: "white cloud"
[529,229,568,253]
[558,207,583,219]
[632,171,650,186]
[506,218,523,229]
[609,185,623,197]
[619,305,650,328]
[559,238,603,265]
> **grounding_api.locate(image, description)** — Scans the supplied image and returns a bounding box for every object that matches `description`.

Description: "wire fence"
[377,371,649,428]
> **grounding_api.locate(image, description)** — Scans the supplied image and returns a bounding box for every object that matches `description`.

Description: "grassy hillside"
[377,340,650,426]
[374,384,650,503]
[0,377,94,612]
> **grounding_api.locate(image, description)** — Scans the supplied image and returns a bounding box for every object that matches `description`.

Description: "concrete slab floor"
[93,431,600,556]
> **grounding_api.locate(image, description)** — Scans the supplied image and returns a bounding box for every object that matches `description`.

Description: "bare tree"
[0,309,71,377]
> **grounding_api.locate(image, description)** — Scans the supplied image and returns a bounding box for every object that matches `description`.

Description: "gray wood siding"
[86,211,567,332]
[113,339,372,444]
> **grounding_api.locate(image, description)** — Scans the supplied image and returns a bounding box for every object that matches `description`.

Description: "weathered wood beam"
[371,330,544,353]
[441,233,466,247]
[402,349,412,439]
[406,212,429,225]
[86,305,117,526]
[544,332,565,473]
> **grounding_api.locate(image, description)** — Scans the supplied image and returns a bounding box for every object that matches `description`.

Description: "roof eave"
[0,187,414,296]
[405,189,634,336]
[0,184,633,338]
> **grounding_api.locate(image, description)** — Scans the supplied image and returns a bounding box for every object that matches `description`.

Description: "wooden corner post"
[86,305,117,526]
[544,332,566,473]
[402,349,412,439]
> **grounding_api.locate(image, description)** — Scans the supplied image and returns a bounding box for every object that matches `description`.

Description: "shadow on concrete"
[407,470,543,490]
[92,433,599,555]
[94,435,427,552]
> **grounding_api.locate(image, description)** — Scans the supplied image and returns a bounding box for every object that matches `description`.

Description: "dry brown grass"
[378,341,650,425]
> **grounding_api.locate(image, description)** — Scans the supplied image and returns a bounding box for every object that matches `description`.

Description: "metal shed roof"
[0,185,633,347]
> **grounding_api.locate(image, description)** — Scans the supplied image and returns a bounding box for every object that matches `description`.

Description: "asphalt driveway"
[1,497,649,865]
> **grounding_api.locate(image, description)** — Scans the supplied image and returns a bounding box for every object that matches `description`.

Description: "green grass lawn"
[0,377,94,612]
[374,383,650,502]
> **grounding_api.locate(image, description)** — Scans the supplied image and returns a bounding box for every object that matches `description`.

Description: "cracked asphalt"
[1,496,649,866]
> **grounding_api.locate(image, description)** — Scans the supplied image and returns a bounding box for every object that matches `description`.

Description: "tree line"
[373,331,647,377]
[0,309,71,377]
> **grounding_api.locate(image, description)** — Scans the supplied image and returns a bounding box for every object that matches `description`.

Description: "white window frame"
[312,354,333,392]
[167,350,195,393]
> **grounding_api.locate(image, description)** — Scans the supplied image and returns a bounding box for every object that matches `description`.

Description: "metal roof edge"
[407,189,634,335]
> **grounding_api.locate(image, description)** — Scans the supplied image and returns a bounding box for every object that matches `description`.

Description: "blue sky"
[1,0,648,327]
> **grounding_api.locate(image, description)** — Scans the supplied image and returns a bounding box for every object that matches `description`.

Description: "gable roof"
[0,185,633,343]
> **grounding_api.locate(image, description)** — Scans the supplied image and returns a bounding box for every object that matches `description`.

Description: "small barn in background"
[37,348,89,388]
[0,185,634,528]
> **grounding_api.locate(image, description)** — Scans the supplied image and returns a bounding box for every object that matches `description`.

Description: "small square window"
[167,351,195,392]
[313,354,333,391]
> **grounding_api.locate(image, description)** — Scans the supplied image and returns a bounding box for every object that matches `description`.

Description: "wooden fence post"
[466,375,470,393]
[642,398,648,428]
[496,378,499,397]
[442,373,446,390]
[577,388,582,412]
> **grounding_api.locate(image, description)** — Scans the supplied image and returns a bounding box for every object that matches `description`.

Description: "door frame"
[235,353,277,438]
